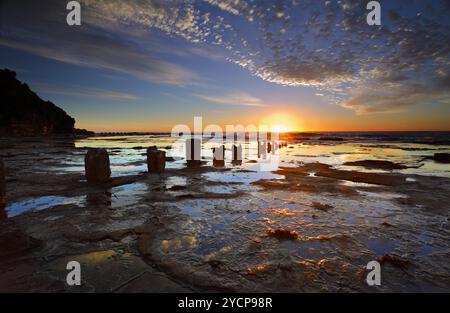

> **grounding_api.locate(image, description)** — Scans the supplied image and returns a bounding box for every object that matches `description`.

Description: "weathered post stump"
[85,148,111,183]
[212,145,225,167]
[0,158,5,207]
[272,141,279,152]
[147,148,166,173]
[232,144,242,165]
[258,141,267,158]
[186,138,201,167]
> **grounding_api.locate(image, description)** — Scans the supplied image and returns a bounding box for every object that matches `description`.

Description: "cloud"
[193,92,267,107]
[31,83,139,101]
[0,0,198,87]
[80,0,450,113]
[342,85,449,114]
[1,0,449,113]
[0,36,196,87]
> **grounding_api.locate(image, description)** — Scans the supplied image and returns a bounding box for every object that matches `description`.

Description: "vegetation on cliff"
[0,69,92,136]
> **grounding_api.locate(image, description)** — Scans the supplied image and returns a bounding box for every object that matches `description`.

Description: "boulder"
[147,148,166,173]
[84,148,111,183]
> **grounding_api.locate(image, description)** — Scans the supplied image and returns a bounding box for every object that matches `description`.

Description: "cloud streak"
[193,92,267,107]
[31,83,139,101]
[0,0,198,87]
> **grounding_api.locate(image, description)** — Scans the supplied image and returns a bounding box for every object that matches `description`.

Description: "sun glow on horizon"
[261,113,302,133]
[271,124,289,133]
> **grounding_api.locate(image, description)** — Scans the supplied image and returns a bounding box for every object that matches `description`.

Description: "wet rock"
[433,153,450,164]
[0,227,42,260]
[311,201,333,211]
[207,259,224,268]
[267,229,299,240]
[381,221,394,227]
[147,148,166,173]
[343,160,408,170]
[167,185,187,191]
[378,254,410,271]
[0,158,5,207]
[84,148,111,183]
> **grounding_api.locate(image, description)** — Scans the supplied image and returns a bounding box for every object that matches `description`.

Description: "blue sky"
[1,0,449,131]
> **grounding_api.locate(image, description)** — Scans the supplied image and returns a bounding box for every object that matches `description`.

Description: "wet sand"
[1,136,450,292]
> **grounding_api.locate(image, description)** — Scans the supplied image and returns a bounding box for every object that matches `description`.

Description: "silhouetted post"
[267,142,272,154]
[186,138,201,166]
[85,148,111,183]
[0,158,5,207]
[272,141,279,153]
[147,147,166,173]
[258,141,267,158]
[212,145,225,167]
[232,144,242,165]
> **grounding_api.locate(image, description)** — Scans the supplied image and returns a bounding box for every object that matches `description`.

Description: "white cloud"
[31,83,139,101]
[193,92,267,107]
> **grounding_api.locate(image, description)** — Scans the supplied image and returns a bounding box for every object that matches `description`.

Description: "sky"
[0,0,449,132]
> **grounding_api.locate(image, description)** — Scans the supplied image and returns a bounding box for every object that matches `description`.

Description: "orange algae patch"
[263,208,295,216]
[267,229,299,240]
[245,261,273,275]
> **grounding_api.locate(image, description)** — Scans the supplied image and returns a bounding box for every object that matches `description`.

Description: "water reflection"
[5,195,84,217]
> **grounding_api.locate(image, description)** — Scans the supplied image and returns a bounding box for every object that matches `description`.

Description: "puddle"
[6,195,84,217]
[341,181,381,188]
[203,171,284,184]
[111,182,148,208]
[367,238,399,255]
[357,190,407,200]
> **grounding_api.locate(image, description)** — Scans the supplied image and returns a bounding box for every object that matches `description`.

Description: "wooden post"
[272,141,279,153]
[85,148,111,183]
[258,141,267,158]
[186,138,201,166]
[147,148,166,173]
[212,145,225,167]
[232,144,242,165]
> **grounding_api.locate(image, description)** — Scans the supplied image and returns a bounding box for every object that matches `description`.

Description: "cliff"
[0,69,92,136]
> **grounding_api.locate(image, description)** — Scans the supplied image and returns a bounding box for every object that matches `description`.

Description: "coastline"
[1,134,449,292]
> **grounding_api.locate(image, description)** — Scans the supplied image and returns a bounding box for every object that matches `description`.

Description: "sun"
[260,113,301,133]
[271,124,289,133]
